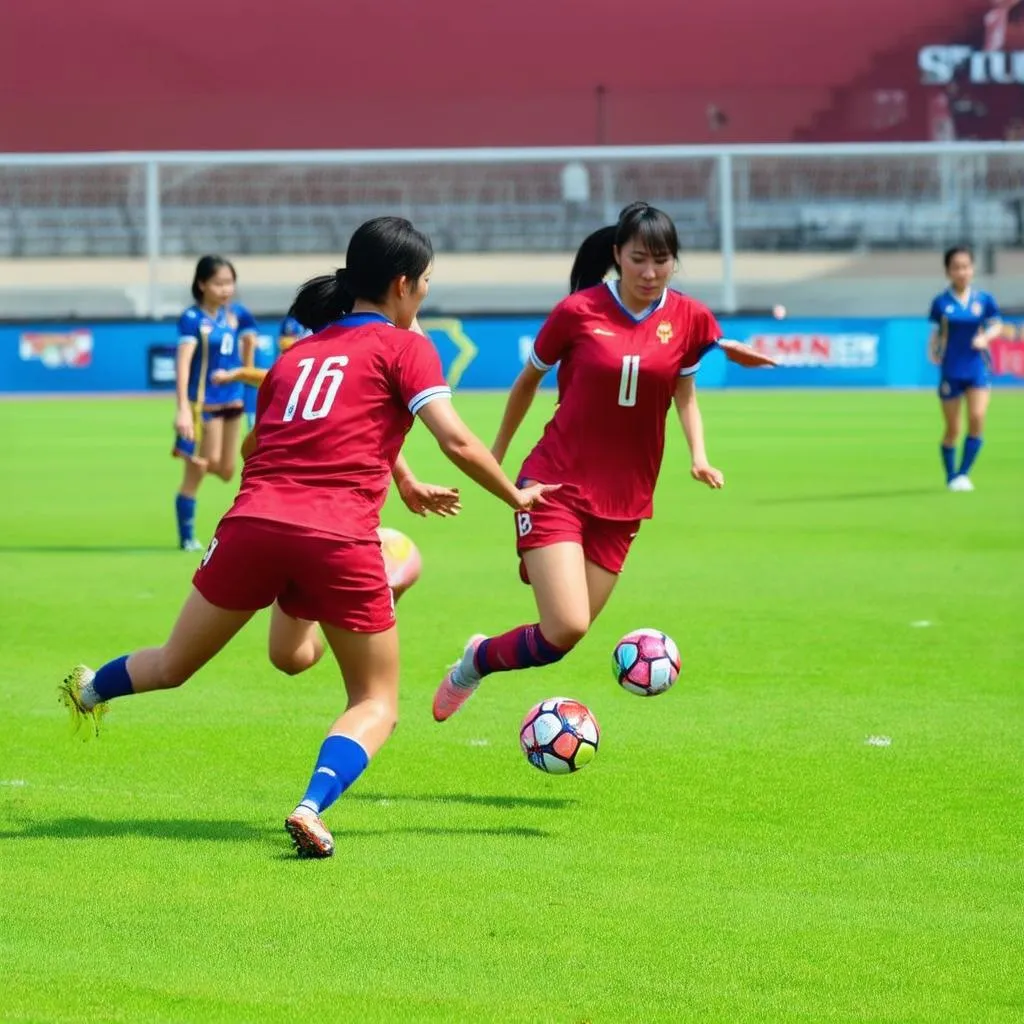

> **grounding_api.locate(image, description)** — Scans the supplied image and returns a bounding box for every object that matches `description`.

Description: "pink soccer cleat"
[432,634,487,722]
[285,808,335,859]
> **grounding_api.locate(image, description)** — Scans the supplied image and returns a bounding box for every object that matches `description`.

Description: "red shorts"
[193,516,395,633]
[513,487,641,582]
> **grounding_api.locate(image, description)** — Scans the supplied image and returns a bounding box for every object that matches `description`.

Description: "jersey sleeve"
[235,304,258,336]
[393,332,452,415]
[177,308,201,346]
[529,300,574,372]
[679,308,723,377]
[983,292,1001,323]
[927,296,943,324]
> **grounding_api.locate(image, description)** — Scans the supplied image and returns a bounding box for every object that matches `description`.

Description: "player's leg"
[284,543,398,857]
[939,389,962,486]
[199,414,226,482]
[209,410,242,482]
[580,515,638,625]
[59,588,255,736]
[175,410,208,551]
[957,386,990,486]
[268,601,325,676]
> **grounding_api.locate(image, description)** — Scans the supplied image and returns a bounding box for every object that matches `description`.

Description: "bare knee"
[214,461,235,482]
[270,648,313,676]
[541,618,589,651]
[967,415,985,436]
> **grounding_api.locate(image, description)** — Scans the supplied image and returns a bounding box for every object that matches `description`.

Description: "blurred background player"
[928,246,1003,492]
[433,202,776,721]
[59,217,555,859]
[172,256,259,550]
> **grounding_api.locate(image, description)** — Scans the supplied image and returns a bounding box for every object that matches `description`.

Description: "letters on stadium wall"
[1,318,1023,394]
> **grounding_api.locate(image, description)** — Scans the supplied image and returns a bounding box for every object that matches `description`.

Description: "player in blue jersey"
[927,246,1003,492]
[172,256,259,549]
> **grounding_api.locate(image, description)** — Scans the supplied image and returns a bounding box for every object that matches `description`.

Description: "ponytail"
[288,268,355,332]
[569,225,618,293]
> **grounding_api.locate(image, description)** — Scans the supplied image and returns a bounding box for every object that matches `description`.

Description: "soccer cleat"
[285,808,335,859]
[432,634,487,722]
[180,538,205,552]
[948,475,975,492]
[58,665,108,739]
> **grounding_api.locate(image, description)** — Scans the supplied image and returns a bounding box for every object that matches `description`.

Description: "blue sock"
[91,655,135,702]
[298,735,370,815]
[175,493,196,547]
[959,436,983,477]
[941,444,956,482]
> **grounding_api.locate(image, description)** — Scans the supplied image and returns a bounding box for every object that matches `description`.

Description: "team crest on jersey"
[656,321,673,344]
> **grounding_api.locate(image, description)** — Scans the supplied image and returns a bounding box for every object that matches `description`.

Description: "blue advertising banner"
[2,315,1023,394]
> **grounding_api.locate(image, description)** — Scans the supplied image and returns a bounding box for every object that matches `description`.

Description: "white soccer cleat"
[285,807,335,859]
[180,538,205,552]
[58,665,107,739]
[947,475,975,492]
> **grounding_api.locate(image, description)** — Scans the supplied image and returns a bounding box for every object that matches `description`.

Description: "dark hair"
[191,255,237,302]
[289,216,434,332]
[569,201,679,293]
[944,245,974,270]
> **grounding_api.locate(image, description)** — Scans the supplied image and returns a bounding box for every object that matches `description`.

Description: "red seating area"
[0,0,1007,150]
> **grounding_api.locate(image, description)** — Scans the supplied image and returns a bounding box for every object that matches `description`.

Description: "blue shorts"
[939,371,988,399]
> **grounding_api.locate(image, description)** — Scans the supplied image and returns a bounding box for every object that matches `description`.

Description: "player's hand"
[397,478,462,517]
[513,482,560,510]
[691,463,724,489]
[971,332,990,351]
[718,339,778,368]
[174,409,194,441]
[211,368,236,385]
[927,348,942,366]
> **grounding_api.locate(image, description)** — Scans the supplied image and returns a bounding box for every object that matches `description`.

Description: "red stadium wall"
[0,0,1017,151]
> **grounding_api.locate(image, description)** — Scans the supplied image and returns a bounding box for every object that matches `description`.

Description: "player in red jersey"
[433,202,775,721]
[57,216,555,858]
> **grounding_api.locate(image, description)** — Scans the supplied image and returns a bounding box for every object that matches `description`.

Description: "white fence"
[1,141,1022,317]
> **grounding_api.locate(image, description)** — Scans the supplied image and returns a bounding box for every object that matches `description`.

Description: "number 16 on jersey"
[284,356,349,422]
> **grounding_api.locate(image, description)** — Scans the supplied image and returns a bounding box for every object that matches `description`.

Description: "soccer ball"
[377,527,422,599]
[612,629,681,696]
[519,698,600,775]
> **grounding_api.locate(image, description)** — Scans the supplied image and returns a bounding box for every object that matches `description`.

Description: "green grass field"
[1,390,1022,1024]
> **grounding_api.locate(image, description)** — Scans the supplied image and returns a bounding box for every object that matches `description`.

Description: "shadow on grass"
[351,791,576,810]
[756,487,939,506]
[0,817,551,844]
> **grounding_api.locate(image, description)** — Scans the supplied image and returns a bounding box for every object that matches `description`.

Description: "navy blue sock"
[91,655,135,701]
[941,444,956,482]
[475,623,569,677]
[175,493,196,547]
[298,735,370,815]
[959,436,983,477]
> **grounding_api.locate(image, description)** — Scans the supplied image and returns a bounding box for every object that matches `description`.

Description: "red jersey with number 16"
[226,314,450,541]
[520,283,721,520]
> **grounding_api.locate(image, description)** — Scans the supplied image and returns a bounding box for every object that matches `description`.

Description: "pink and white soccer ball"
[612,628,681,696]
[377,527,422,598]
[519,697,600,775]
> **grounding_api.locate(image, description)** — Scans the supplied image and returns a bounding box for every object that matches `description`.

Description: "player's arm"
[237,305,259,366]
[392,453,461,518]
[716,339,778,368]
[417,398,556,511]
[175,339,197,440]
[673,375,723,490]
[241,428,258,460]
[927,298,945,365]
[212,365,268,387]
[973,297,1003,350]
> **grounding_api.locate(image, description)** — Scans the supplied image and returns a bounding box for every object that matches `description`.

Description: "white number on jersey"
[283,355,349,422]
[618,355,640,407]
[219,331,234,356]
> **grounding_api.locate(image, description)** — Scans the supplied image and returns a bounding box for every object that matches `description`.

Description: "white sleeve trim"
[529,343,555,372]
[678,362,700,377]
[409,385,452,415]
[178,335,198,345]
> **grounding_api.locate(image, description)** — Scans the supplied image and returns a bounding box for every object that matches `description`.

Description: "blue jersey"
[278,315,311,352]
[928,288,1000,380]
[177,302,258,407]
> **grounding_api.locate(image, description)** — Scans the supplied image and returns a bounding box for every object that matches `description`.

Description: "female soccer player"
[59,217,554,859]
[927,246,1003,491]
[432,201,775,722]
[172,256,259,551]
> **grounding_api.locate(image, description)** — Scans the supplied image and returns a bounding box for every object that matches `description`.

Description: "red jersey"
[226,313,450,540]
[520,284,721,520]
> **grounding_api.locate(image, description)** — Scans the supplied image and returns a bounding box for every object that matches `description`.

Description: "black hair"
[944,245,974,270]
[569,201,679,293]
[191,254,237,303]
[289,216,434,332]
